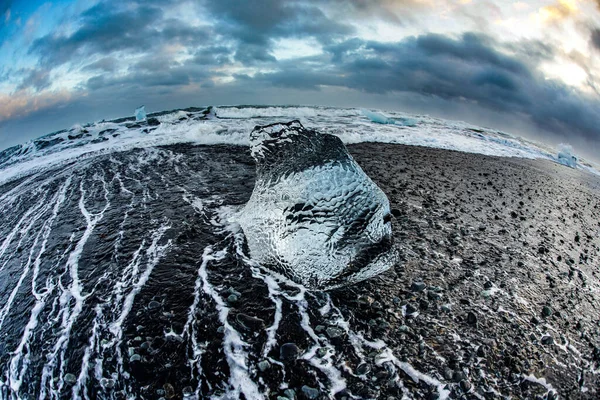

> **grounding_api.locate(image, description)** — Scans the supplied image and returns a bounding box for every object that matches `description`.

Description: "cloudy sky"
[1,0,600,161]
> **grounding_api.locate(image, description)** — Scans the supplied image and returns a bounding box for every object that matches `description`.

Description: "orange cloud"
[538,0,579,23]
[0,90,74,122]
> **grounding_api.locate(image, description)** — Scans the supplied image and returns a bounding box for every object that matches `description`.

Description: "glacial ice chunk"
[134,105,147,121]
[362,109,394,124]
[557,144,577,168]
[238,120,397,289]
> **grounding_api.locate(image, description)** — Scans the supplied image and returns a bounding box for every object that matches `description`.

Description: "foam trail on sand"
[6,178,71,394]
[197,245,263,400]
[38,176,110,399]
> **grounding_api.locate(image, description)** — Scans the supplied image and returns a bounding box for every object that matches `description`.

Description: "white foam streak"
[197,246,263,400]
[376,348,451,400]
[39,177,110,399]
[6,178,71,395]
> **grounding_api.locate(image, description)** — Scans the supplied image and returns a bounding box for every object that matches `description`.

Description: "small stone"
[427,291,441,300]
[148,300,161,310]
[133,336,143,342]
[315,325,326,333]
[301,385,319,399]
[64,373,77,385]
[484,281,493,289]
[182,386,194,397]
[541,335,554,345]
[129,354,141,363]
[258,360,271,372]
[227,294,239,303]
[405,304,418,315]
[217,326,225,333]
[280,343,299,362]
[284,388,296,399]
[410,281,426,292]
[459,379,472,392]
[467,312,477,325]
[226,287,242,297]
[100,378,115,389]
[476,346,486,357]
[317,347,328,358]
[356,363,371,375]
[163,383,175,399]
[542,306,552,317]
[326,326,344,339]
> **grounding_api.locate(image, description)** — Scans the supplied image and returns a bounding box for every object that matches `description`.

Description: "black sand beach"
[342,143,600,399]
[0,142,598,399]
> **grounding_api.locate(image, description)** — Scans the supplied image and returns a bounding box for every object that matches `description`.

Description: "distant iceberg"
[556,144,577,168]
[362,109,394,124]
[135,105,147,121]
[362,109,417,126]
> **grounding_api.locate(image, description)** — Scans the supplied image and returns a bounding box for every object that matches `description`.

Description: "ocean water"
[2,106,596,187]
[0,106,579,399]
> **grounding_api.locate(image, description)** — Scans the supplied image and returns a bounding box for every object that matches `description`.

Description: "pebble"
[280,343,299,362]
[100,378,115,389]
[284,388,296,399]
[64,373,77,385]
[467,311,478,325]
[356,363,371,375]
[227,294,239,303]
[258,360,271,371]
[182,386,194,397]
[226,287,242,297]
[129,354,141,363]
[542,306,552,317]
[148,300,161,310]
[326,326,344,338]
[410,281,426,292]
[163,383,175,399]
[301,385,319,399]
[541,335,554,345]
[460,379,472,392]
[317,347,328,358]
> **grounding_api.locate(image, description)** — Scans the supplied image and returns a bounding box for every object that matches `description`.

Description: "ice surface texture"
[134,105,146,121]
[238,120,397,289]
[557,144,578,168]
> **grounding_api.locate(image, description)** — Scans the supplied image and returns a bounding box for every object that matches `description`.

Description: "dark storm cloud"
[6,0,600,155]
[28,1,209,69]
[203,0,353,63]
[256,32,600,143]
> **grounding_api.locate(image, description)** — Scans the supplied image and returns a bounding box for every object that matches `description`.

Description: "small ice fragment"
[135,105,147,121]
[395,117,418,127]
[362,109,394,124]
[556,144,577,168]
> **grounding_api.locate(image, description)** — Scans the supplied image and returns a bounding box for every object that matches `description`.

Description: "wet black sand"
[0,142,598,400]
[343,142,600,399]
